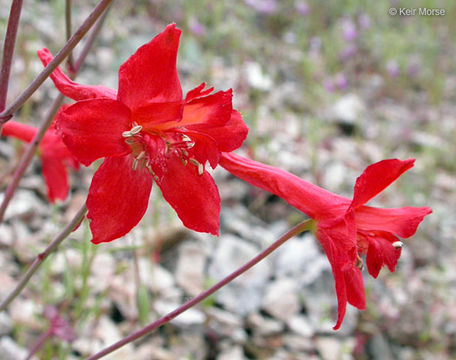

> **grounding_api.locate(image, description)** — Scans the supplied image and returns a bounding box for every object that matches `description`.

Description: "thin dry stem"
[0,0,113,123]
[0,0,24,114]
[86,219,313,360]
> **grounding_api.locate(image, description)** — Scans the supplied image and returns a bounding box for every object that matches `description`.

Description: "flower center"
[122,123,205,178]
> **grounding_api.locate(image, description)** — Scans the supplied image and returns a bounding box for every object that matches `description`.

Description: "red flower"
[38,24,248,244]
[1,116,79,202]
[220,153,431,329]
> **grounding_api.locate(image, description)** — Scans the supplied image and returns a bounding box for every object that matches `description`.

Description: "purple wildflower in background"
[323,78,335,93]
[244,0,278,14]
[342,19,358,42]
[295,1,310,16]
[334,73,348,90]
[339,44,358,62]
[189,18,205,37]
[386,60,400,78]
[358,13,371,30]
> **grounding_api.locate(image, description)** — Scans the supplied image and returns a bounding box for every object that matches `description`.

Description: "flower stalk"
[86,219,313,360]
[0,0,24,114]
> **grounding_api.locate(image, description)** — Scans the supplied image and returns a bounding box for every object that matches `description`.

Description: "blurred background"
[0,0,455,359]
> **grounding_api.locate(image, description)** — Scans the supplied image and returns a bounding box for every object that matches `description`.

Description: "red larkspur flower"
[220,152,431,330]
[1,115,79,202]
[38,24,248,243]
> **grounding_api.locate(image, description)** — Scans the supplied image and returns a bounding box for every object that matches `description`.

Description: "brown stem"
[0,204,87,311]
[0,0,113,124]
[86,219,314,360]
[65,0,75,75]
[25,328,53,360]
[0,0,24,114]
[0,5,110,224]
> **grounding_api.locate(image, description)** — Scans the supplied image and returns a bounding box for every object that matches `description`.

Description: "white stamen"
[122,130,133,137]
[130,125,142,135]
[132,158,139,171]
[392,241,403,249]
[198,162,204,176]
[136,151,146,160]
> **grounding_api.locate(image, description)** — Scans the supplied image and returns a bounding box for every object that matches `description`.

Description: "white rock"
[153,300,205,328]
[247,313,284,336]
[175,241,207,296]
[208,234,271,315]
[315,337,343,360]
[262,278,300,321]
[146,263,175,293]
[209,234,271,287]
[331,93,365,124]
[244,61,273,90]
[0,190,42,220]
[217,345,245,360]
[0,337,27,360]
[287,315,315,337]
[0,313,12,336]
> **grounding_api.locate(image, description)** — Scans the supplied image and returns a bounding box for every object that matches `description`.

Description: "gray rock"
[206,308,246,341]
[0,313,12,336]
[217,344,245,360]
[247,313,284,336]
[330,93,365,125]
[0,190,43,221]
[175,241,208,296]
[208,234,271,315]
[287,315,315,337]
[0,337,27,360]
[315,337,343,360]
[262,278,300,321]
[153,300,205,328]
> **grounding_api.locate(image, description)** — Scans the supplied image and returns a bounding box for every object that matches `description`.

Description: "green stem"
[86,219,314,360]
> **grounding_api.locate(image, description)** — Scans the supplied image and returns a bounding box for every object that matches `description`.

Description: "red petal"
[56,99,131,166]
[349,159,415,210]
[87,156,153,244]
[317,214,365,330]
[37,48,117,100]
[41,151,69,202]
[1,121,37,142]
[155,89,232,131]
[133,101,183,129]
[365,232,402,278]
[154,155,220,235]
[220,152,349,220]
[355,205,432,238]
[213,110,249,152]
[117,24,182,111]
[185,83,214,102]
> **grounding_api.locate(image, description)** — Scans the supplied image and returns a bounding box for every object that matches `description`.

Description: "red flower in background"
[1,116,79,202]
[38,24,248,244]
[220,152,431,329]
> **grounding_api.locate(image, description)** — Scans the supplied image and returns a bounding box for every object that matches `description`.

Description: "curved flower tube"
[38,24,248,243]
[220,152,431,329]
